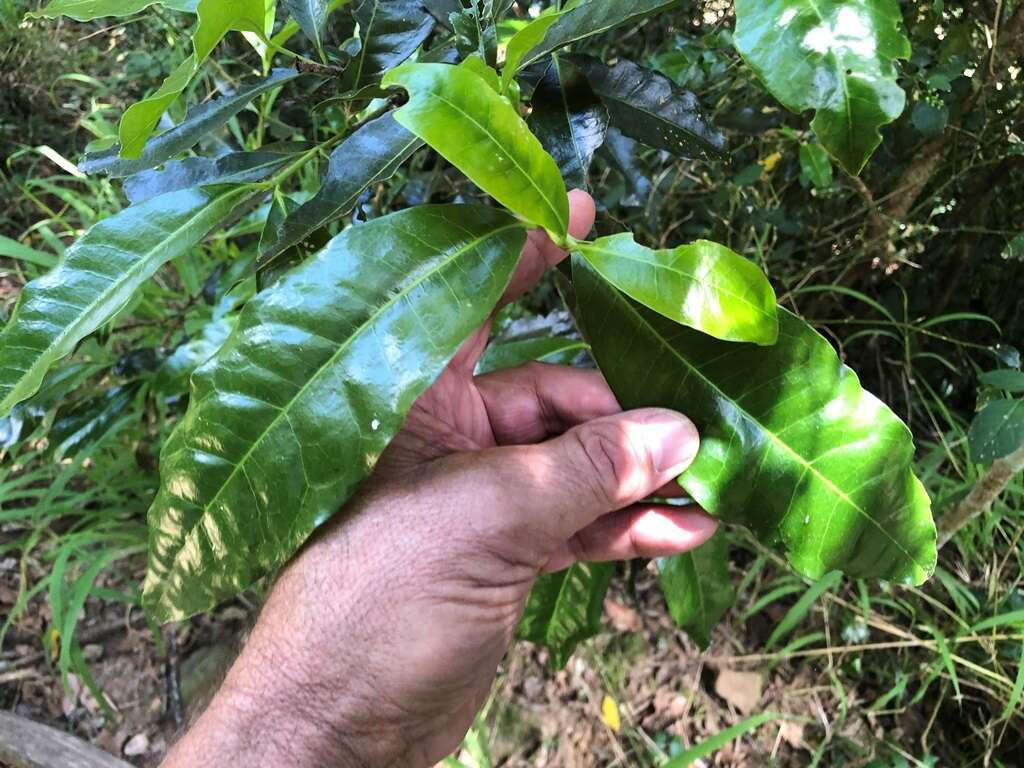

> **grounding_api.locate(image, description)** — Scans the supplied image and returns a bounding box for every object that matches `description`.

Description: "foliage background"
[0,0,1022,765]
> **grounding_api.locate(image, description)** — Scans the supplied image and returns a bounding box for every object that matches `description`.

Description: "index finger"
[499,189,596,308]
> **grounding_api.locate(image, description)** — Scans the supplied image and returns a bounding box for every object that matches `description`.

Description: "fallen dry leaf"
[603,598,640,632]
[715,669,763,714]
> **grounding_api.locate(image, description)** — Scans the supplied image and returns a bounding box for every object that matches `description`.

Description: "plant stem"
[937,442,1024,548]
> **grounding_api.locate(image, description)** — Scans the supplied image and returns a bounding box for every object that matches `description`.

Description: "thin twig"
[938,442,1024,548]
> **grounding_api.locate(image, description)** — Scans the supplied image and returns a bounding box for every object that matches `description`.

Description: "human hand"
[162,191,717,767]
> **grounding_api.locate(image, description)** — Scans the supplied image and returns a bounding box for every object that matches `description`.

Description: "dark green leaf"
[911,99,949,137]
[0,186,253,417]
[520,0,682,69]
[384,62,569,237]
[799,143,833,189]
[968,399,1024,463]
[49,387,136,461]
[124,148,301,204]
[256,194,306,290]
[598,127,652,208]
[282,0,330,53]
[570,55,726,159]
[979,370,1024,394]
[155,318,235,396]
[143,205,527,621]
[659,529,734,649]
[82,69,301,178]
[258,112,422,271]
[574,258,936,585]
[1004,234,1024,262]
[517,562,614,668]
[528,57,608,190]
[733,0,911,175]
[345,0,435,88]
[477,336,588,374]
[575,235,778,345]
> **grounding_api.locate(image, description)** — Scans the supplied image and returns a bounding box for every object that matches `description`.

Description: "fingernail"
[641,413,700,474]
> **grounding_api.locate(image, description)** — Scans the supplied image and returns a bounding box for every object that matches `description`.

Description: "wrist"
[207,641,409,768]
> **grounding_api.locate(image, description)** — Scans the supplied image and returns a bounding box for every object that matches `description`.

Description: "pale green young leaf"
[384,62,569,237]
[499,10,567,96]
[28,0,197,20]
[575,234,778,346]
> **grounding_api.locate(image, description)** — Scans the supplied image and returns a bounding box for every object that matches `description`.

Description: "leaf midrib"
[580,245,773,321]
[162,221,524,570]
[0,187,248,414]
[610,288,925,571]
[427,90,566,235]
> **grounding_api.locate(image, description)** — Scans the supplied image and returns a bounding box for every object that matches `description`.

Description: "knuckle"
[572,422,643,507]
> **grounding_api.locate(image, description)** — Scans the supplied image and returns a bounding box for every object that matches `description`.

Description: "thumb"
[480,409,701,555]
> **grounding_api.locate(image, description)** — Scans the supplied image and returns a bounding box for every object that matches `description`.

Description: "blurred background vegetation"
[0,0,1022,765]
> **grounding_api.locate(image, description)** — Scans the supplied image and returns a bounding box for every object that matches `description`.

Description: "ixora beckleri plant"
[2,0,935,661]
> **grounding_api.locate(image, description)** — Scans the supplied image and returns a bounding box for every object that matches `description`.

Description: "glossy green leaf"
[49,387,136,461]
[477,336,588,375]
[733,0,911,175]
[124,148,300,204]
[83,69,301,177]
[384,62,569,237]
[281,0,332,53]
[799,143,834,189]
[28,0,197,20]
[500,10,568,97]
[575,234,778,346]
[345,0,435,88]
[979,370,1024,394]
[659,529,734,650]
[968,399,1024,463]
[117,0,272,159]
[155,318,235,396]
[258,112,423,270]
[0,186,252,418]
[143,205,527,621]
[574,258,936,586]
[517,562,614,668]
[528,57,608,191]
[570,55,726,160]
[519,0,681,69]
[599,127,652,208]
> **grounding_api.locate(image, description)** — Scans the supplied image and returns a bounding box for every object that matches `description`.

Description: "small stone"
[123,733,150,757]
[82,644,103,662]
